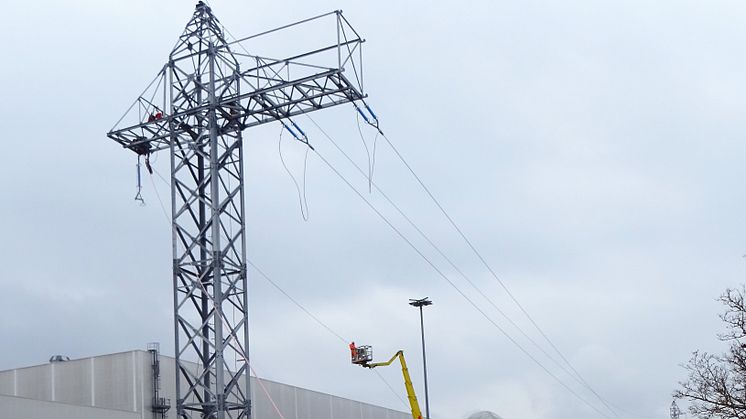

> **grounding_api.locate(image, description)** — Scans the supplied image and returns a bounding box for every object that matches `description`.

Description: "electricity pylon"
[107,3,368,418]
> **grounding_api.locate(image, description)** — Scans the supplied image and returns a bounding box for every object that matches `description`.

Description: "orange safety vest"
[349,342,357,358]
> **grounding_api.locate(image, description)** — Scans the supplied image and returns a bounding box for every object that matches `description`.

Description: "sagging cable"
[279,123,311,221]
[355,112,379,193]
[353,101,383,192]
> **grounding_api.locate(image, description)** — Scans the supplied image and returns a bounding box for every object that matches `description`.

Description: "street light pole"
[409,297,433,419]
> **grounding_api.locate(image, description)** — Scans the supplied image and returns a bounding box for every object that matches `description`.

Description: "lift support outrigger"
[351,344,423,419]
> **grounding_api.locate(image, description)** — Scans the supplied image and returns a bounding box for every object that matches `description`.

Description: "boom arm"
[365,351,423,419]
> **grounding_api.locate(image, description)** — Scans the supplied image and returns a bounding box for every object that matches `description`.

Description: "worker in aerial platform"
[349,342,357,360]
[351,346,423,419]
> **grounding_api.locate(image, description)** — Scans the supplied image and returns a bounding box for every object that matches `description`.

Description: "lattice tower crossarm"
[106,2,369,419]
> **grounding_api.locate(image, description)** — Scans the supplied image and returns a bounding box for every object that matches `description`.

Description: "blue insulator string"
[281,120,315,150]
[353,100,384,135]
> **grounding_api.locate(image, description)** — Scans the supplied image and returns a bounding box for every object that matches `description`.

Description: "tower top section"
[170,0,230,61]
[108,6,367,155]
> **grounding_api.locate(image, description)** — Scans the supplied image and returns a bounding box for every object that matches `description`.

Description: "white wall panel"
[0,394,139,419]
[54,357,92,406]
[16,365,51,401]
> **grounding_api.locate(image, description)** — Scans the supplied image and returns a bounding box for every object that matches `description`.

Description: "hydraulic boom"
[351,345,423,419]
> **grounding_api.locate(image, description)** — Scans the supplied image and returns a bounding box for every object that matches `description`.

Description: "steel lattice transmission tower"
[107,2,368,418]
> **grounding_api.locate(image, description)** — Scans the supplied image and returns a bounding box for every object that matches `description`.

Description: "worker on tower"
[146,111,163,123]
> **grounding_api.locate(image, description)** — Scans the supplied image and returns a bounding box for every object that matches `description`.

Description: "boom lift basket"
[352,345,373,365]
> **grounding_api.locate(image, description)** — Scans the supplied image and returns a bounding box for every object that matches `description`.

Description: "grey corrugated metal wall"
[0,351,411,419]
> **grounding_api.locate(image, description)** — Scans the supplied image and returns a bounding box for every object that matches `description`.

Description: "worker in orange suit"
[349,342,357,361]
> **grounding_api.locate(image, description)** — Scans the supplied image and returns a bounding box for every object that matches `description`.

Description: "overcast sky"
[2,1,746,418]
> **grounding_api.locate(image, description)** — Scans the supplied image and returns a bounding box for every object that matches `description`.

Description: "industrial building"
[0,347,409,419]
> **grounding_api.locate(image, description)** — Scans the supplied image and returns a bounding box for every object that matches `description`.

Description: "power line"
[308,115,623,418]
[377,130,621,417]
[246,260,410,409]
[311,147,614,419]
[248,260,348,344]
[311,116,562,362]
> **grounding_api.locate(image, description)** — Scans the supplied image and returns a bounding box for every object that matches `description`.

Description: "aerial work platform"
[350,343,374,365]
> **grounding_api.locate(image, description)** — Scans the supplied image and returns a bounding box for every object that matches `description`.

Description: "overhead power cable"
[248,260,347,344]
[311,147,614,419]
[247,260,410,409]
[376,131,621,417]
[309,115,621,418]
[311,116,571,365]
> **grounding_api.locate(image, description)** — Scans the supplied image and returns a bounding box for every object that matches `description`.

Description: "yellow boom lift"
[350,344,423,419]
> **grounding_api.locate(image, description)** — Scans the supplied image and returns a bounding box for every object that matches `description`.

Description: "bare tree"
[675,286,746,418]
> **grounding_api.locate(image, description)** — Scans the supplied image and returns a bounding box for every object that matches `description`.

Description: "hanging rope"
[250,364,286,419]
[148,169,171,224]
